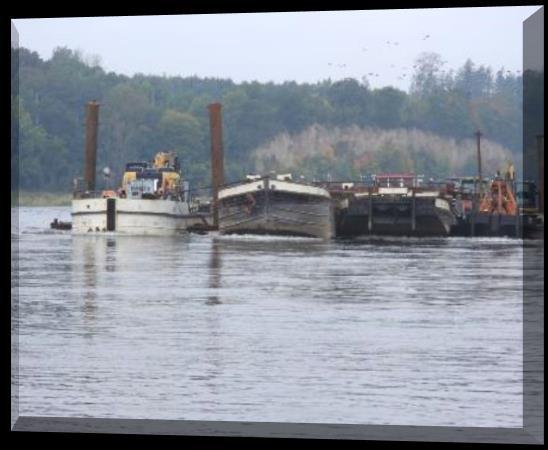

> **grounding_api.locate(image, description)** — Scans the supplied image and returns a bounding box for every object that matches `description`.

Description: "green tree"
[14,44,524,191]
[371,87,407,129]
[326,78,372,126]
[156,109,206,185]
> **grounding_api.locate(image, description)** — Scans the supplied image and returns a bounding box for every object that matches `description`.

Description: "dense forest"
[11,46,523,192]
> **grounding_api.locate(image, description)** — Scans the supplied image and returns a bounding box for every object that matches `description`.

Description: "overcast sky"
[13,6,542,91]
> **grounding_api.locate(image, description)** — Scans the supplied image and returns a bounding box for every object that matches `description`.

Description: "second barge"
[326,173,457,237]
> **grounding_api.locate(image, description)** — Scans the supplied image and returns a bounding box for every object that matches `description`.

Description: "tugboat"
[331,173,457,237]
[450,166,522,238]
[72,152,207,235]
[218,173,334,239]
[474,174,520,237]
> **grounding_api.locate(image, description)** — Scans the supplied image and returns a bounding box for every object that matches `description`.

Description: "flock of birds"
[325,33,522,84]
[325,33,435,82]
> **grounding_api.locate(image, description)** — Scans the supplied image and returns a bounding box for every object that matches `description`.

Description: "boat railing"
[218,178,261,190]
[73,190,105,199]
[218,176,334,191]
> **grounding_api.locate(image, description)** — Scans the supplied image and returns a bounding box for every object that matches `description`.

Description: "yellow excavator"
[119,151,182,198]
[154,152,181,193]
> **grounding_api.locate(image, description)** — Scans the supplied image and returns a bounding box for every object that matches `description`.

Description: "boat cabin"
[121,151,182,199]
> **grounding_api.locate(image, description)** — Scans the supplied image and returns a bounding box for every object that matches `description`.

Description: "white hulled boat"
[72,152,207,235]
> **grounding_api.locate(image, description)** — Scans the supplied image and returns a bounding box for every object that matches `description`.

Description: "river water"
[12,206,529,427]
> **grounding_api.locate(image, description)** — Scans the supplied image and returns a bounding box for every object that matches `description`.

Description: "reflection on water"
[207,240,222,306]
[105,238,116,273]
[81,239,98,333]
[213,233,330,255]
[14,207,527,427]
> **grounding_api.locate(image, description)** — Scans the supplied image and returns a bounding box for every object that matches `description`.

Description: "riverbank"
[11,191,72,207]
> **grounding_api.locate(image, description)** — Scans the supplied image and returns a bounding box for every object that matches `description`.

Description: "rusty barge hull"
[218,178,334,239]
[336,196,456,237]
[451,213,527,238]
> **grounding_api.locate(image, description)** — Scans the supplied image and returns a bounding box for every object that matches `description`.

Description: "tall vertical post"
[470,130,482,237]
[208,103,225,229]
[538,134,544,214]
[476,130,483,199]
[84,101,100,192]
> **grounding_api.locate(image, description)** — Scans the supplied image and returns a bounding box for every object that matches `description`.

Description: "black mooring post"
[106,198,116,231]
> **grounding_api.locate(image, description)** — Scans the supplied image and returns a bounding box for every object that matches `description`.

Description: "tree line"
[12,46,523,192]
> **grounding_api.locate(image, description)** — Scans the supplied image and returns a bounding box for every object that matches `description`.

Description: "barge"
[324,173,457,237]
[218,174,334,239]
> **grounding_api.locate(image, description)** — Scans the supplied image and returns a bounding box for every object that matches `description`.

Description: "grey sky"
[13,6,541,91]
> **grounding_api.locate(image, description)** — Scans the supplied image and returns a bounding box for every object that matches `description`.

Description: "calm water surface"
[12,206,528,427]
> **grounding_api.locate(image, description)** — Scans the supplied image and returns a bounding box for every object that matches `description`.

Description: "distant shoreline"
[11,191,72,207]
